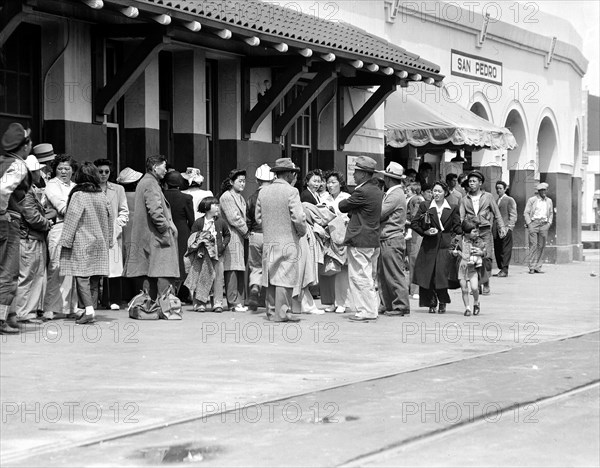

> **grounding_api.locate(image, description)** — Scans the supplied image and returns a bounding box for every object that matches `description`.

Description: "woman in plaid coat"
[60,162,113,324]
[219,169,249,312]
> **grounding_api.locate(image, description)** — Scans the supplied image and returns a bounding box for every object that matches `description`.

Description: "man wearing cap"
[524,182,554,274]
[12,155,52,323]
[459,170,506,295]
[376,162,410,317]
[256,158,306,322]
[339,156,383,322]
[246,164,275,311]
[0,123,33,334]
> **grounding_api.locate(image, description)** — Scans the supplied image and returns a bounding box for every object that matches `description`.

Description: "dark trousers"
[0,218,20,320]
[479,226,493,286]
[378,236,410,313]
[74,276,101,308]
[146,277,175,301]
[101,277,123,307]
[224,270,245,306]
[419,287,451,308]
[493,229,513,273]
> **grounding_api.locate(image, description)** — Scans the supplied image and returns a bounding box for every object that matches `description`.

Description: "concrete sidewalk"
[1,252,599,464]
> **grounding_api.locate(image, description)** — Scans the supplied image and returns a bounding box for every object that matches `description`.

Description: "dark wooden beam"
[338,73,399,87]
[96,24,165,39]
[339,78,397,149]
[0,2,31,48]
[274,67,337,139]
[243,61,308,138]
[96,33,168,116]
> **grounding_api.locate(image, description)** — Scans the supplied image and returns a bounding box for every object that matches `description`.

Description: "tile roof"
[129,0,442,78]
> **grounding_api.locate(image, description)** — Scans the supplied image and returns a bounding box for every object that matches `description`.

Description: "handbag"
[158,285,183,320]
[420,210,432,231]
[128,289,161,320]
[320,256,342,276]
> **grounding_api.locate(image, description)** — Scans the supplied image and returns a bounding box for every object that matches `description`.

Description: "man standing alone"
[524,182,553,274]
[339,156,383,322]
[375,162,410,316]
[459,170,506,295]
[493,181,517,277]
[256,158,307,322]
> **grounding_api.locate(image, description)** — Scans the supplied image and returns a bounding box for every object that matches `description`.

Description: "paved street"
[1,252,599,466]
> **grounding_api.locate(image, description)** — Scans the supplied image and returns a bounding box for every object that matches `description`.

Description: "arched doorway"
[536,116,558,175]
[470,102,489,120]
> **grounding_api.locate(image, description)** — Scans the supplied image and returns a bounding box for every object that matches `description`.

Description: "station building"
[1,0,589,263]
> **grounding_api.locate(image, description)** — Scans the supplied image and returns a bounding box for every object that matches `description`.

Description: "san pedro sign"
[451,50,502,85]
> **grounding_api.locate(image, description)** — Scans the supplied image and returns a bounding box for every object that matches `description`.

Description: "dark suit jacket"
[164,188,195,278]
[338,178,383,248]
[493,195,517,234]
[191,216,231,257]
[300,189,320,205]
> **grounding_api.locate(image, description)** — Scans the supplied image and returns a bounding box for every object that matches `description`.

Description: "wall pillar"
[541,172,574,263]
[508,168,537,265]
[123,56,160,172]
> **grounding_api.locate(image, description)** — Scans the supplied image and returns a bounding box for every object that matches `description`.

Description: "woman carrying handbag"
[411,180,461,314]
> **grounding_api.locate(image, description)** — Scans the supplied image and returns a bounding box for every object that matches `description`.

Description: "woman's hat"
[376,162,406,180]
[164,170,185,188]
[1,123,30,151]
[181,167,204,186]
[271,158,300,173]
[354,155,377,173]
[33,143,56,163]
[25,155,42,172]
[255,164,275,181]
[116,167,143,184]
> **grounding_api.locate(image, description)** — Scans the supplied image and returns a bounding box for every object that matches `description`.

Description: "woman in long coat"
[163,171,194,295]
[219,169,249,312]
[411,180,461,314]
[94,159,129,309]
[123,156,179,300]
[60,162,113,324]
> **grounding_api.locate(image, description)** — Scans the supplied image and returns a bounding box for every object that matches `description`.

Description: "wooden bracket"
[338,78,397,149]
[0,2,32,48]
[96,33,168,116]
[243,61,308,138]
[273,67,337,139]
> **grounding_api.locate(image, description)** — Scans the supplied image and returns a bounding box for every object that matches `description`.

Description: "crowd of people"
[0,122,555,333]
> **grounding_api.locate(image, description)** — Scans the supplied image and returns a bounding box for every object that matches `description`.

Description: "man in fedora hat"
[375,162,410,316]
[246,164,275,311]
[0,123,33,334]
[256,158,306,322]
[339,156,383,322]
[459,170,506,295]
[32,143,56,185]
[524,182,553,274]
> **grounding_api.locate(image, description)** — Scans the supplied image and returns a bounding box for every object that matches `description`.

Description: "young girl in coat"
[184,197,230,312]
[452,219,487,316]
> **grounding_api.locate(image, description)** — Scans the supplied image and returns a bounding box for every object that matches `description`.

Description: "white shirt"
[429,199,451,232]
[44,177,76,219]
[470,192,482,215]
[531,197,551,222]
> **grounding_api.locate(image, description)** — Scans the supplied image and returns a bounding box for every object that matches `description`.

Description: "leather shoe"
[6,313,18,329]
[349,315,377,322]
[273,314,300,323]
[76,314,95,325]
[438,303,446,314]
[481,285,491,295]
[497,271,508,277]
[534,269,544,274]
[384,311,410,317]
[529,269,536,274]
[464,309,471,316]
[0,321,19,334]
[428,307,436,314]
[248,286,260,311]
[473,304,481,316]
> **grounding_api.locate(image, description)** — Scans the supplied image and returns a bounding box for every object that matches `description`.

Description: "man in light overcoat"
[256,158,307,322]
[339,156,383,322]
[123,155,179,300]
[375,162,410,316]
